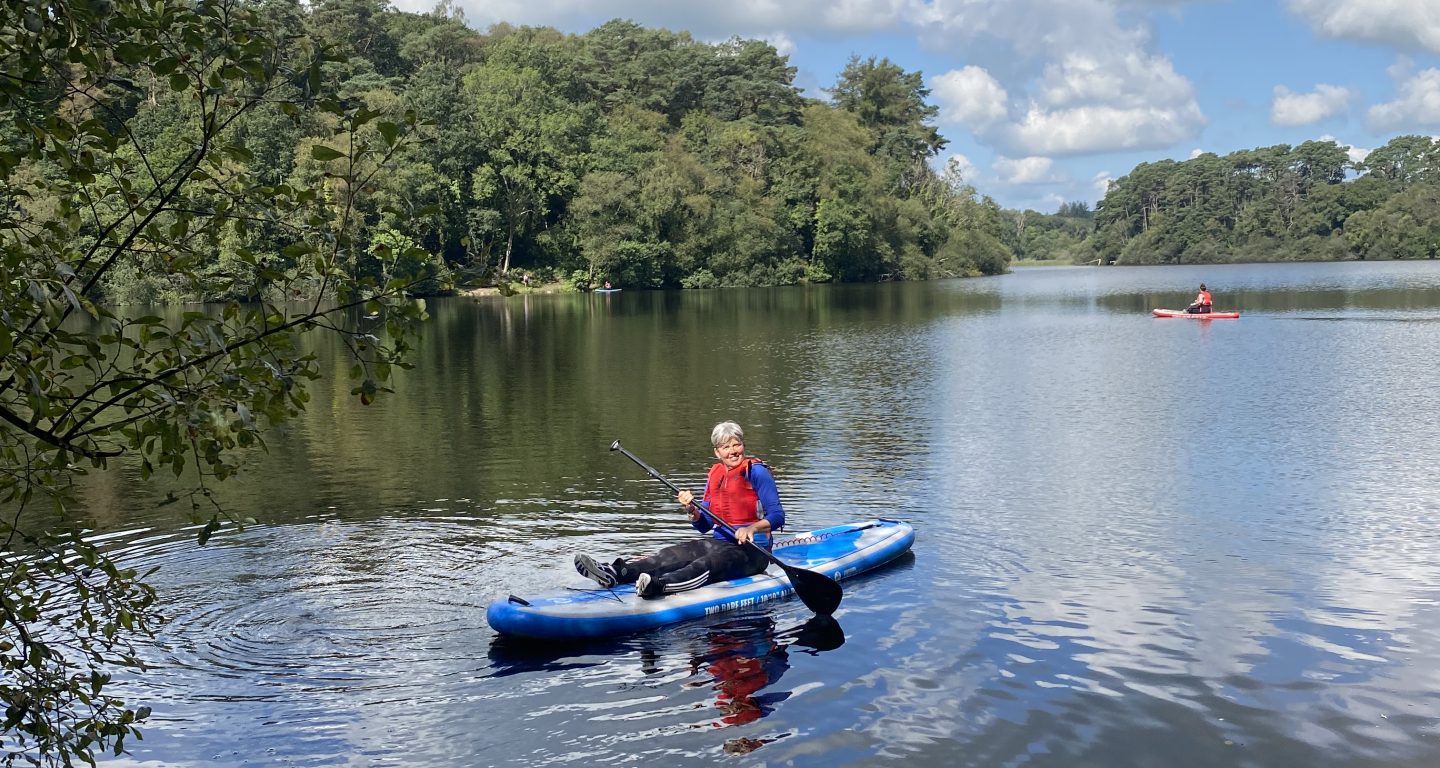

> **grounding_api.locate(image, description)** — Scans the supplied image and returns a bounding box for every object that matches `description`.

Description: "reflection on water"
[86,260,1440,767]
[487,613,844,742]
[687,614,844,733]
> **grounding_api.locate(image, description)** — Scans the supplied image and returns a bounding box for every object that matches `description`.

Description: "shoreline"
[460,281,575,297]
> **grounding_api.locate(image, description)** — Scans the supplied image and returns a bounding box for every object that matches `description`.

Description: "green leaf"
[197,517,221,546]
[352,107,381,128]
[377,122,399,146]
[308,56,323,96]
[357,378,377,406]
[310,145,344,161]
[115,42,150,65]
[168,72,190,92]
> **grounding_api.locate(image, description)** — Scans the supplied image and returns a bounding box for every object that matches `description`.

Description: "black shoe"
[635,572,661,598]
[574,554,618,588]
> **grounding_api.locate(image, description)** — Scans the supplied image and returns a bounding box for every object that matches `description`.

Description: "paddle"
[609,440,843,616]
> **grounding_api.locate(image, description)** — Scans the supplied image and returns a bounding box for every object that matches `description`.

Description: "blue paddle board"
[487,519,914,640]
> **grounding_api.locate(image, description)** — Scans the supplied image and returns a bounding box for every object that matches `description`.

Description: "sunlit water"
[89,261,1440,767]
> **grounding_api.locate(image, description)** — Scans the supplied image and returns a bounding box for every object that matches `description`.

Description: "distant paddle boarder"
[1186,283,1213,314]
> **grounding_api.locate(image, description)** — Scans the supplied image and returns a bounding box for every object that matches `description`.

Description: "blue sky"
[393,0,1440,213]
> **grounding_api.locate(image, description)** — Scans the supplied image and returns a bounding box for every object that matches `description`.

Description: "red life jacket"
[704,458,765,529]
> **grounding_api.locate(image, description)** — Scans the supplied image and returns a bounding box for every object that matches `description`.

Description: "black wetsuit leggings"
[611,538,770,595]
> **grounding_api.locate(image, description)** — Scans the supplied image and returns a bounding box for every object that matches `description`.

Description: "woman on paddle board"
[575,421,785,598]
[1186,283,1213,314]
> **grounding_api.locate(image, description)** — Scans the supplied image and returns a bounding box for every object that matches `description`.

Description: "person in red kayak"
[574,421,785,598]
[1185,283,1213,314]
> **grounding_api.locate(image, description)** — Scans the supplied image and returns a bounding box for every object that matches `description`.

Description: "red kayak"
[1152,308,1240,319]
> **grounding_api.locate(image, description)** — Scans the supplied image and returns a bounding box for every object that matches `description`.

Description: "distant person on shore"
[1186,283,1213,314]
[573,421,784,598]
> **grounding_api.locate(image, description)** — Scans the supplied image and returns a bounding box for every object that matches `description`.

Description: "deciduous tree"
[1,2,427,763]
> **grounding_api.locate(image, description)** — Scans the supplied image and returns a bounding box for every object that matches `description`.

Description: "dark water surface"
[95,261,1440,767]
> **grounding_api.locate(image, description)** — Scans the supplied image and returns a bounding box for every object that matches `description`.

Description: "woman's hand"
[678,490,698,520]
[734,520,769,544]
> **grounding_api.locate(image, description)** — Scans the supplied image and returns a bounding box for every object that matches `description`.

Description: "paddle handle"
[610,440,682,494]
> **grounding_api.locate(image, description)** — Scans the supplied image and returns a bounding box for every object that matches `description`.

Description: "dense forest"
[1082,136,1440,265]
[4,0,1023,304]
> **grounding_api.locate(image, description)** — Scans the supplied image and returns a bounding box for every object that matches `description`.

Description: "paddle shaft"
[608,439,842,615]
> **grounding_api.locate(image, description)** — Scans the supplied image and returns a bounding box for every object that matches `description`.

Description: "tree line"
[8,0,1016,306]
[1075,136,1440,265]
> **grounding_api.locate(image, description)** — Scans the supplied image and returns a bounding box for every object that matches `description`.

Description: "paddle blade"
[785,566,842,616]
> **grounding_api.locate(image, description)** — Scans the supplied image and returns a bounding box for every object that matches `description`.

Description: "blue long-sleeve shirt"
[691,462,785,547]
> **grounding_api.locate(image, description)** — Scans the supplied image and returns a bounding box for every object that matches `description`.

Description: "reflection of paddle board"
[1152,308,1240,319]
[486,519,915,640]
[594,288,622,293]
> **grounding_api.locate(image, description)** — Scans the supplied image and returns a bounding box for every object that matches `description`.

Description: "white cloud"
[1006,102,1202,156]
[1271,84,1353,126]
[911,4,1209,156]
[1035,51,1191,109]
[1188,147,1206,158]
[994,156,1064,184]
[931,66,1009,127]
[941,152,980,184]
[761,31,796,58]
[1093,170,1117,200]
[1287,0,1440,54]
[1116,0,1203,5]
[1319,134,1372,163]
[1368,67,1440,130]
[1037,192,1067,211]
[820,0,912,31]
[915,0,1151,58]
[993,49,1203,155]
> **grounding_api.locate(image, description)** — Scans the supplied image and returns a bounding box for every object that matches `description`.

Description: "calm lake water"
[94,260,1440,767]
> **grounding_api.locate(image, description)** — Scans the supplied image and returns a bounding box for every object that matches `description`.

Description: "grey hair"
[710,421,744,447]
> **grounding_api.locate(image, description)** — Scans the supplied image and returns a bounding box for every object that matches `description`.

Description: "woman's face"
[714,438,746,469]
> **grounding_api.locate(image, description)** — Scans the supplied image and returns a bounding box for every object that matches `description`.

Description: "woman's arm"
[746,464,785,535]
